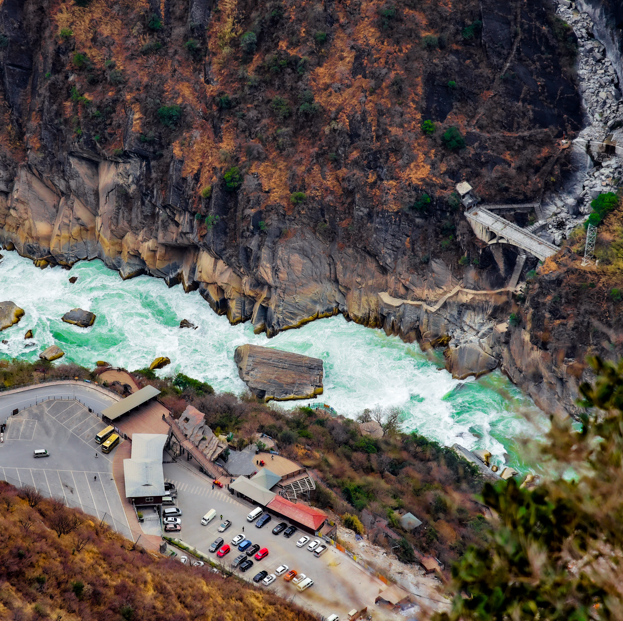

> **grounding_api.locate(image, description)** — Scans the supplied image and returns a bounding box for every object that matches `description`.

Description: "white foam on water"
[0,251,548,468]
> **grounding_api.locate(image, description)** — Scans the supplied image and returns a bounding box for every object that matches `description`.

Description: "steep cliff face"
[0,0,601,413]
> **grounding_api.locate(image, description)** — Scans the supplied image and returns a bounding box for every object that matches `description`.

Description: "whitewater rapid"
[0,252,548,470]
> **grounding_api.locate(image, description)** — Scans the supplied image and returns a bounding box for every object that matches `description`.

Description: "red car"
[164,524,181,532]
[254,547,269,561]
[213,480,223,488]
[217,544,231,558]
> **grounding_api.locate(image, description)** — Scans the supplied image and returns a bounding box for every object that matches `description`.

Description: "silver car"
[307,539,320,552]
[163,517,181,525]
[262,573,276,586]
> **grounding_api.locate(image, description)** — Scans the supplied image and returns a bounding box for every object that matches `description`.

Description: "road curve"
[0,380,119,420]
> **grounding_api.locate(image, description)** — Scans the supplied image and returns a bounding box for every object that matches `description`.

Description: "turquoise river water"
[0,251,549,471]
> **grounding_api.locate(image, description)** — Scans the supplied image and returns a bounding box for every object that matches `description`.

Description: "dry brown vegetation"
[0,481,316,621]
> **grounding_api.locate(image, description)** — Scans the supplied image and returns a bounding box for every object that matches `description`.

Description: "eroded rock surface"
[0,301,24,331]
[150,357,171,371]
[62,308,96,328]
[234,344,323,401]
[39,345,64,361]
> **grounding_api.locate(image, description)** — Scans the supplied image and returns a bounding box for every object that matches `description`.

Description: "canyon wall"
[0,0,620,417]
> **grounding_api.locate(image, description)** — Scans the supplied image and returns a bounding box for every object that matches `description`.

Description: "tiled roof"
[266,495,327,531]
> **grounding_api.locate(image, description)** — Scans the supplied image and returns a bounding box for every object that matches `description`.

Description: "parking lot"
[162,461,395,620]
[0,399,132,539]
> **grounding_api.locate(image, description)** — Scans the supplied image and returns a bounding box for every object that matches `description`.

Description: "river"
[0,251,548,471]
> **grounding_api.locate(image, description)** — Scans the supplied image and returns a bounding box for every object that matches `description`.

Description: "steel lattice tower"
[582,223,597,266]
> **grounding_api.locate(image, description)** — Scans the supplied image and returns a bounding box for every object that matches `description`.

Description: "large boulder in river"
[150,356,171,370]
[444,343,499,380]
[234,344,323,402]
[62,308,96,328]
[179,319,197,329]
[0,302,25,331]
[39,345,64,361]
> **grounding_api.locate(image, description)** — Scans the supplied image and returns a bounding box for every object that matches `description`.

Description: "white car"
[275,564,289,576]
[163,517,181,525]
[291,573,307,586]
[296,536,310,548]
[192,561,205,567]
[262,573,276,586]
[307,539,320,552]
[179,556,189,565]
[231,534,245,546]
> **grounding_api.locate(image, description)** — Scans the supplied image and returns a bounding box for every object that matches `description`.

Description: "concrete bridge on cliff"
[456,183,559,262]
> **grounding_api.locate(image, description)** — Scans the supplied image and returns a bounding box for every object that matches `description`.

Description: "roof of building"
[251,468,282,490]
[229,476,276,506]
[266,495,327,531]
[377,584,410,605]
[421,556,442,572]
[123,434,167,498]
[102,385,161,421]
[456,181,473,196]
[399,512,422,530]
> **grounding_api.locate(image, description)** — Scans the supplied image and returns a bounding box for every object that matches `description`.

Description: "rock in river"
[0,301,25,331]
[150,356,171,370]
[69,276,78,284]
[179,319,197,329]
[62,308,96,328]
[444,343,499,380]
[39,345,64,361]
[24,329,33,339]
[234,344,323,402]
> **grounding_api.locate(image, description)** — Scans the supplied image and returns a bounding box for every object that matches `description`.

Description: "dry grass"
[0,481,315,621]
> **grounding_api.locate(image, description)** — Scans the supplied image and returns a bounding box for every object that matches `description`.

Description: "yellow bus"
[95,425,115,444]
[101,433,120,454]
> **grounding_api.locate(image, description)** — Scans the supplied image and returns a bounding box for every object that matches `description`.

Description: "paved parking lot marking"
[40,400,113,464]
[46,401,79,421]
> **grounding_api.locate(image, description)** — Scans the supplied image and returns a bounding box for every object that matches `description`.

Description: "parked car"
[296,536,310,548]
[164,524,181,533]
[179,556,189,565]
[254,547,269,561]
[272,522,288,535]
[163,517,181,525]
[209,538,224,553]
[239,559,254,572]
[292,574,307,586]
[192,561,205,567]
[253,570,268,583]
[307,539,320,552]
[231,534,245,546]
[275,565,289,576]
[217,544,231,558]
[218,520,232,532]
[255,514,272,528]
[238,539,252,552]
[213,480,223,488]
[164,482,176,492]
[284,570,298,582]
[283,526,297,538]
[246,544,261,557]
[233,554,246,567]
[314,545,328,557]
[262,573,276,586]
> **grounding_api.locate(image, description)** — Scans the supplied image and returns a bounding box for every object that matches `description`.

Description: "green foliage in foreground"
[585,192,619,228]
[442,126,466,151]
[173,373,214,396]
[435,356,623,621]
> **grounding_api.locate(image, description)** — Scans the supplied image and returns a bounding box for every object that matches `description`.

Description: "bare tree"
[370,406,386,427]
[20,485,44,508]
[357,409,372,423]
[18,518,33,532]
[73,528,92,552]
[383,409,401,436]
[49,509,82,538]
[1,494,16,513]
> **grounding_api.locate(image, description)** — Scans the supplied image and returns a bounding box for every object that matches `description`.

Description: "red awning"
[267,496,327,531]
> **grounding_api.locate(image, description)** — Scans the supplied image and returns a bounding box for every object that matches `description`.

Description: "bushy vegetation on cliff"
[434,357,623,621]
[0,482,315,621]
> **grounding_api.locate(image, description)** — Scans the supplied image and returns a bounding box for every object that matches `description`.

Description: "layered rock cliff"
[0,0,618,417]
